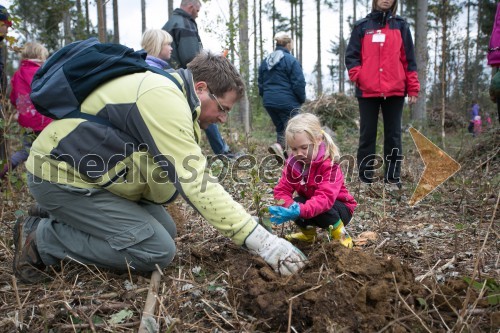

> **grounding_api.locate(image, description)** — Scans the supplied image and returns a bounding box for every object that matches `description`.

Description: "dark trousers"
[293,196,352,229]
[497,97,500,124]
[357,96,405,184]
[265,107,300,148]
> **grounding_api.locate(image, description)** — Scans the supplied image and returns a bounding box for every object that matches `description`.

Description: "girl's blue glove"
[268,202,300,225]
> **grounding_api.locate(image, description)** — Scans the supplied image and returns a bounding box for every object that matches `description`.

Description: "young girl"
[268,113,357,248]
[141,29,174,70]
[1,42,51,179]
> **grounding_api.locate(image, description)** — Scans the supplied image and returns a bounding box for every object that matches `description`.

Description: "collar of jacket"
[174,8,197,24]
[174,68,200,121]
[146,55,170,69]
[368,10,393,25]
[275,45,290,54]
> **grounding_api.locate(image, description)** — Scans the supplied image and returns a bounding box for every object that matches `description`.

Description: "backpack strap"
[65,68,183,127]
[147,66,183,91]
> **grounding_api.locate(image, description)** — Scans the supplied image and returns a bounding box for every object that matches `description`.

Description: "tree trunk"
[353,0,356,22]
[316,0,323,95]
[113,0,119,43]
[339,0,345,93]
[259,0,263,60]
[229,0,235,62]
[168,0,174,19]
[463,0,470,110]
[239,0,251,133]
[141,0,146,33]
[272,0,276,40]
[440,0,448,148]
[290,0,294,45]
[433,16,439,110]
[472,0,482,100]
[103,0,107,42]
[63,12,72,45]
[253,0,257,92]
[298,0,303,64]
[97,0,106,42]
[85,0,90,35]
[412,0,428,125]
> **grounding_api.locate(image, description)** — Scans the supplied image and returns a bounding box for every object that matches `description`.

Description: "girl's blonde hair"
[285,112,340,163]
[141,29,173,58]
[21,42,48,61]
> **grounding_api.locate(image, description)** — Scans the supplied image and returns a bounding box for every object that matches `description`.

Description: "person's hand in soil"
[245,224,307,275]
[268,202,300,224]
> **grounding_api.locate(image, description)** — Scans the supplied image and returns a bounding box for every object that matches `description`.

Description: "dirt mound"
[190,239,429,332]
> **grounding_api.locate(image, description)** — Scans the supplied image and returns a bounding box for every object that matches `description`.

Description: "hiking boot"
[13,216,47,284]
[328,221,353,248]
[285,226,317,243]
[268,143,286,164]
[28,203,50,218]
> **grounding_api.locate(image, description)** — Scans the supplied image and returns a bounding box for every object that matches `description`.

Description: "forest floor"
[0,122,498,332]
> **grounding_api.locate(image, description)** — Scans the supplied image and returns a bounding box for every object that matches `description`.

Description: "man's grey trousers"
[28,173,177,272]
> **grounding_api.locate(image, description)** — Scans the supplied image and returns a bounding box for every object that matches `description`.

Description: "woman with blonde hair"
[141,29,174,69]
[268,113,357,248]
[1,42,51,179]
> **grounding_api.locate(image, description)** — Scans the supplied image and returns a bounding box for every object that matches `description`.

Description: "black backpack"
[30,37,182,127]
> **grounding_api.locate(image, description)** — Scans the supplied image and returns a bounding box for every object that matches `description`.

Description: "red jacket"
[10,59,52,132]
[345,11,420,98]
[274,144,357,219]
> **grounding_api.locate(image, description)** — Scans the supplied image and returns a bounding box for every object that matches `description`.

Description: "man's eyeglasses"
[207,87,230,115]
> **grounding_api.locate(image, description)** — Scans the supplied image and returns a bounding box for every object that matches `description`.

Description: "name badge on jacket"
[372,30,386,43]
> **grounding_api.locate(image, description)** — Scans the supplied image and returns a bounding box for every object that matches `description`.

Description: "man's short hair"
[180,0,201,8]
[188,51,245,101]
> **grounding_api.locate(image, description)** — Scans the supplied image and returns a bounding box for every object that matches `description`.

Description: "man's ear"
[194,81,207,95]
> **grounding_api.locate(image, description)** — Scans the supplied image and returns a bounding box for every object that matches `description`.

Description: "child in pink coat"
[268,113,357,248]
[1,42,51,179]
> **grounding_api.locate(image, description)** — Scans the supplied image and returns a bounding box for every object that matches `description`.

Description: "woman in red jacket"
[1,42,51,179]
[345,0,419,187]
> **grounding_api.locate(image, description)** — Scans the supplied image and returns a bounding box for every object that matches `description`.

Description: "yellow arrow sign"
[408,127,461,206]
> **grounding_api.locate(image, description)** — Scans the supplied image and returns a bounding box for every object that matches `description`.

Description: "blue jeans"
[265,107,300,148]
[205,124,229,154]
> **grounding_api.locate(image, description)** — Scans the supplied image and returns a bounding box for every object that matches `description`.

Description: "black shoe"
[268,143,286,164]
[28,204,50,218]
[13,216,47,284]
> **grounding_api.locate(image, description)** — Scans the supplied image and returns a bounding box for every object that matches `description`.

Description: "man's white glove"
[244,224,307,275]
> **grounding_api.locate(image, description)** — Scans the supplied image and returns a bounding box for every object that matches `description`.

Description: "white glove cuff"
[244,224,277,254]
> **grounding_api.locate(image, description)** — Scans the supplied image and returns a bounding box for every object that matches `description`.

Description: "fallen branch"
[138,270,162,333]
[415,256,456,283]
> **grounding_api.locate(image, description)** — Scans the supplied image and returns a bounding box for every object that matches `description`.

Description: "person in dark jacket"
[258,32,306,163]
[163,0,234,158]
[162,0,202,70]
[345,0,419,188]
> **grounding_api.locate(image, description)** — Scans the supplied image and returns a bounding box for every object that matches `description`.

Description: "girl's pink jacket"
[10,59,52,132]
[274,143,357,219]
